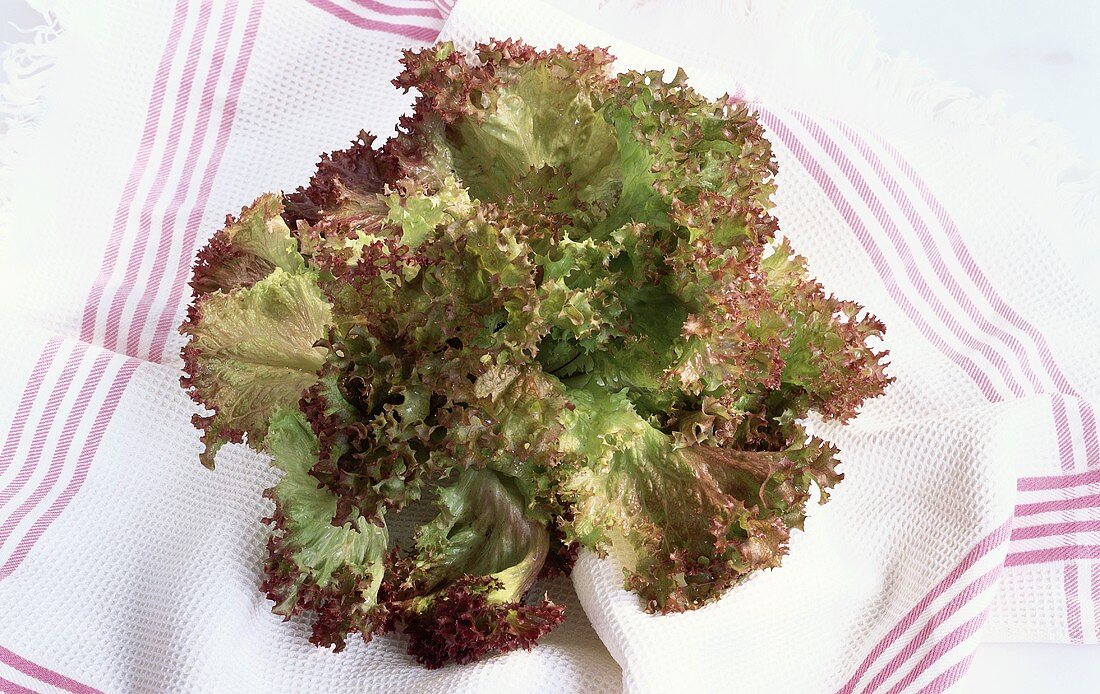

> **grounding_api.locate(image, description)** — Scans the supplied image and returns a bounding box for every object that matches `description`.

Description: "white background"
[2,0,1099,691]
[849,0,1099,164]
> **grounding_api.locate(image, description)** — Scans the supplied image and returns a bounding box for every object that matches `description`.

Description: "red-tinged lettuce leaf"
[386,41,619,195]
[182,195,332,467]
[261,408,390,651]
[282,131,390,229]
[190,194,305,295]
[388,468,562,668]
[557,385,818,612]
[181,266,332,467]
[400,575,564,669]
[761,241,893,422]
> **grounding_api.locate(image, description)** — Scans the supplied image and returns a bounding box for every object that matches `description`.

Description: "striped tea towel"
[0,0,1097,692]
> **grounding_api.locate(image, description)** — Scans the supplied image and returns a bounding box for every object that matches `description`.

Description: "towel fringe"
[0,2,63,238]
[766,0,1100,231]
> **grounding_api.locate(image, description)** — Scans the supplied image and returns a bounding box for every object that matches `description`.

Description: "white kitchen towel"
[0,0,1097,692]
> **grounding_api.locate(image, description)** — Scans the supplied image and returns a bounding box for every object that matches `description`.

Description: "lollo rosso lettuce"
[180,40,891,667]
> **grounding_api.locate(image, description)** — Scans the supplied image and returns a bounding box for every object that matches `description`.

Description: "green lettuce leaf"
[190,193,305,294]
[261,408,390,651]
[558,385,806,612]
[181,266,331,467]
[390,467,562,668]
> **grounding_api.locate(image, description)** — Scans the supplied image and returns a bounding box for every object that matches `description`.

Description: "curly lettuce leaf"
[282,131,389,229]
[190,194,305,295]
[261,408,390,651]
[181,266,331,467]
[392,468,562,668]
[557,384,827,612]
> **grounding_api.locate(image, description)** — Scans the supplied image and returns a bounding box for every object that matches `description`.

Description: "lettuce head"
[180,40,891,667]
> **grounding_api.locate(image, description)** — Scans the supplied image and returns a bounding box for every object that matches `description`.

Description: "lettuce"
[180,40,891,667]
[261,409,390,650]
[181,195,331,467]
